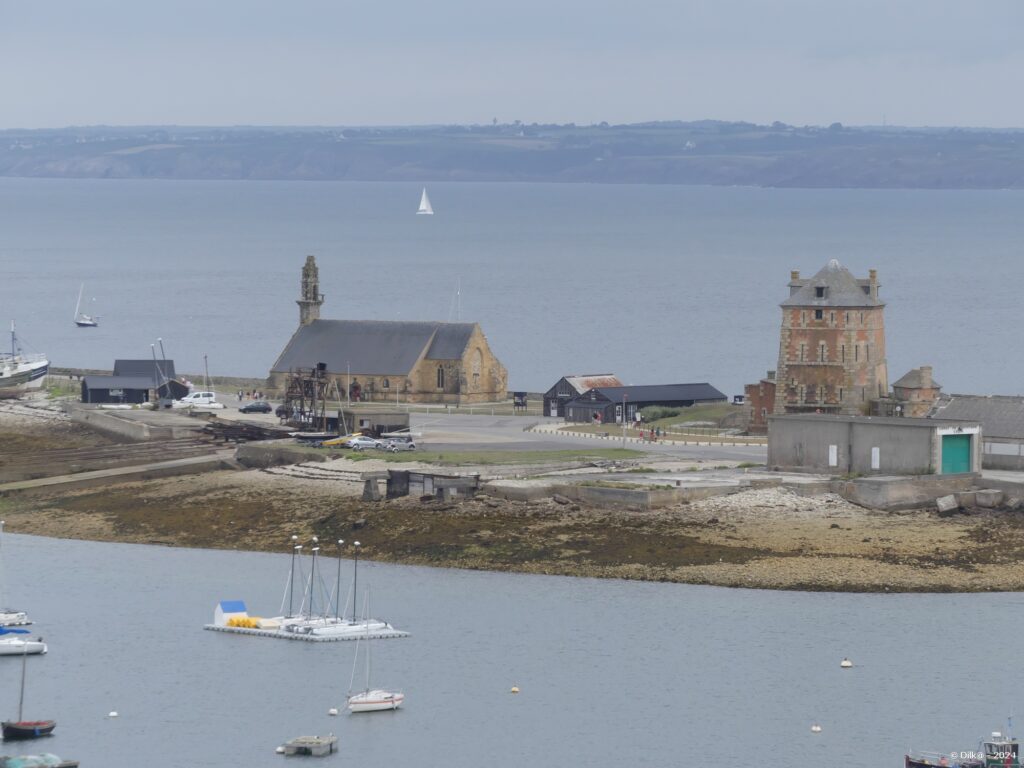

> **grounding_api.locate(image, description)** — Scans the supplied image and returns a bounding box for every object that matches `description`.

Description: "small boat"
[906,727,1020,767]
[0,755,78,767]
[279,734,337,756]
[73,284,99,328]
[346,590,404,713]
[416,187,433,215]
[0,324,48,398]
[0,638,46,656]
[1,629,55,741]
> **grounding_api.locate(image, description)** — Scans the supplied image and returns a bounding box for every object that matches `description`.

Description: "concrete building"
[929,394,1024,470]
[339,407,410,438]
[270,256,508,404]
[563,383,726,424]
[543,374,622,418]
[767,414,981,475]
[774,260,888,416]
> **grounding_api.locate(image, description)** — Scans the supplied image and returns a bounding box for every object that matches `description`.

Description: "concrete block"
[361,479,382,501]
[936,494,959,513]
[955,491,977,508]
[975,489,1003,509]
[1006,497,1022,510]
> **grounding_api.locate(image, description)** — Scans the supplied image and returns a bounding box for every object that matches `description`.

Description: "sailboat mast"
[334,539,344,621]
[10,322,15,359]
[309,538,319,618]
[364,589,371,692]
[75,284,84,321]
[18,641,28,721]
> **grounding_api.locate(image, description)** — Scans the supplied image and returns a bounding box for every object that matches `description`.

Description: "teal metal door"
[941,434,971,474]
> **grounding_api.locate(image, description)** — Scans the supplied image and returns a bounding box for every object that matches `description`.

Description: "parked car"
[275,404,293,419]
[344,435,383,451]
[239,400,273,414]
[383,438,418,452]
[172,391,225,409]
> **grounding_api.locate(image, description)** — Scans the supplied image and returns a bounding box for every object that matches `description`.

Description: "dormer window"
[862,285,870,294]
[815,286,827,298]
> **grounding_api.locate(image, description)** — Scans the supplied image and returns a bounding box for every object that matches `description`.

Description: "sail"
[417,188,434,215]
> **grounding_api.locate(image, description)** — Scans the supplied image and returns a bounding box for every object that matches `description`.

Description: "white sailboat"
[346,590,404,713]
[74,284,99,328]
[416,187,434,215]
[0,521,31,628]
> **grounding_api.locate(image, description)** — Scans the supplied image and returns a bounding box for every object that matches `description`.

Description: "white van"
[173,391,224,409]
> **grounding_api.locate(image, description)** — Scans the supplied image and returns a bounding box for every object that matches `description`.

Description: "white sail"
[417,188,434,215]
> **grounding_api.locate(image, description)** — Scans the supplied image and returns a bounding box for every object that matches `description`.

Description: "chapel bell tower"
[297,254,324,327]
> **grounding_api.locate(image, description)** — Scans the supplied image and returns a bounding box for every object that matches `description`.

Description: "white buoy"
[328,707,339,716]
[840,658,853,668]
[108,711,119,718]
[811,724,822,733]
[510,685,520,694]
[276,746,285,754]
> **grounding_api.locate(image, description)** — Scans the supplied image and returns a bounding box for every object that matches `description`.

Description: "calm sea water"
[0,179,1022,396]
[2,533,1024,767]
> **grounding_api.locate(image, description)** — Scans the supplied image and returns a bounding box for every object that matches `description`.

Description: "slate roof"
[82,375,159,390]
[113,359,177,382]
[562,375,623,394]
[271,320,477,375]
[781,259,883,308]
[576,383,727,404]
[929,394,1024,439]
[893,367,941,390]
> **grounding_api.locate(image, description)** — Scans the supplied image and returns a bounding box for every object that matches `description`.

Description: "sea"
[2,532,1024,767]
[1,178,1023,396]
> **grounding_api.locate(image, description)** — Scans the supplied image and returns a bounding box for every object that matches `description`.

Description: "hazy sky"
[2,0,1022,129]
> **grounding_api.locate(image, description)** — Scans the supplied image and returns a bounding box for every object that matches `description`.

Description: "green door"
[941,434,972,474]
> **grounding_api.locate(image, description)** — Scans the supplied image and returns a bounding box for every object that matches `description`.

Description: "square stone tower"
[297,254,324,327]
[773,259,888,415]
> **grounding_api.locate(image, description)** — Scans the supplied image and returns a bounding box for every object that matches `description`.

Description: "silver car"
[345,436,383,451]
[383,437,418,452]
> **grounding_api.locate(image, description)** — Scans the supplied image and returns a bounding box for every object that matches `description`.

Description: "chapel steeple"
[297,255,324,326]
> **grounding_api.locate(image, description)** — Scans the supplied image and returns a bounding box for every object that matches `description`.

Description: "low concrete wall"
[69,406,152,441]
[838,473,979,510]
[235,440,330,469]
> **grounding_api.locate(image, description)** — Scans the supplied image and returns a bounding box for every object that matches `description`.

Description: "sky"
[2,0,1023,129]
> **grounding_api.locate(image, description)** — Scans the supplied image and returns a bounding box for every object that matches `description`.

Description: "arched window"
[383,378,390,389]
[437,366,445,389]
[471,349,483,390]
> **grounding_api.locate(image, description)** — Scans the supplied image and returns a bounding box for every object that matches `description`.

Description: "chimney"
[920,365,933,389]
[790,270,800,281]
[869,268,878,299]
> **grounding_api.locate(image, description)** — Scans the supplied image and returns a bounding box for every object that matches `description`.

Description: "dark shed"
[563,383,727,424]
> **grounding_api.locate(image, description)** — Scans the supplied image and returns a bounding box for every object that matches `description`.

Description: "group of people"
[237,389,265,401]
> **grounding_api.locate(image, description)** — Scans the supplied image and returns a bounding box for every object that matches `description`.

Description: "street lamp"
[621,393,629,448]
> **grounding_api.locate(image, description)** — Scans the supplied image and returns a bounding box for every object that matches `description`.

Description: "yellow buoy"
[510,686,520,694]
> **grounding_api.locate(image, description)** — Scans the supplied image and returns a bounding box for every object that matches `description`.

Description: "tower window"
[819,343,827,362]
[437,366,445,389]
[830,312,835,324]
[855,345,859,362]
[382,378,390,389]
[839,387,844,401]
[841,345,846,362]
[799,343,806,362]
[814,309,823,320]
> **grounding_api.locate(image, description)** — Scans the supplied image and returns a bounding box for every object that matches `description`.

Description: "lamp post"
[621,394,628,448]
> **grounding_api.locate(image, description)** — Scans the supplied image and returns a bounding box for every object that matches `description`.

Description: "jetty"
[203,623,409,642]
[280,735,338,757]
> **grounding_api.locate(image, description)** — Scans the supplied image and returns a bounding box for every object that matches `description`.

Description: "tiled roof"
[563,375,623,394]
[781,259,883,308]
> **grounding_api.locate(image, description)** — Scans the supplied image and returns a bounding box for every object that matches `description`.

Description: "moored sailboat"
[346,590,404,713]
[0,522,31,628]
[73,284,99,328]
[1,630,55,741]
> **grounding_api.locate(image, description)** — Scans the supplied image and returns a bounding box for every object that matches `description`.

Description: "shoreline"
[5,467,1024,594]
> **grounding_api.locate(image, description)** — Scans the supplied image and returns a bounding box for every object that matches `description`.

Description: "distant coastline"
[3,121,1024,189]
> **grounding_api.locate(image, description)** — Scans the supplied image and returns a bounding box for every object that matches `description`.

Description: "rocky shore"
[5,463,1024,593]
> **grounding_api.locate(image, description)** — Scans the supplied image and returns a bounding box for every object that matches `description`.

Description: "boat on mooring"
[346,589,404,713]
[0,324,48,399]
[906,727,1020,767]
[73,284,99,328]
[416,187,433,215]
[1,630,55,741]
[0,522,31,628]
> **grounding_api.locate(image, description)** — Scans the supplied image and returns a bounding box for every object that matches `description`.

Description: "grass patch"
[736,462,762,469]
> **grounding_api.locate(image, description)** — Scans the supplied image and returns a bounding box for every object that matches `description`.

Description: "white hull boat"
[348,689,404,713]
[0,609,31,627]
[0,323,48,397]
[0,637,47,656]
[283,617,394,638]
[73,283,100,328]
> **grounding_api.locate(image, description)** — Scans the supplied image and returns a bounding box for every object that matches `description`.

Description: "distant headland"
[2,121,1024,189]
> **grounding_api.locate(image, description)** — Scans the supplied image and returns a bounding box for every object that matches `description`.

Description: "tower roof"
[781,259,883,308]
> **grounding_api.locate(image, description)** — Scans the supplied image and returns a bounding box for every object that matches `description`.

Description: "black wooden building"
[80,359,188,404]
[563,383,727,424]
